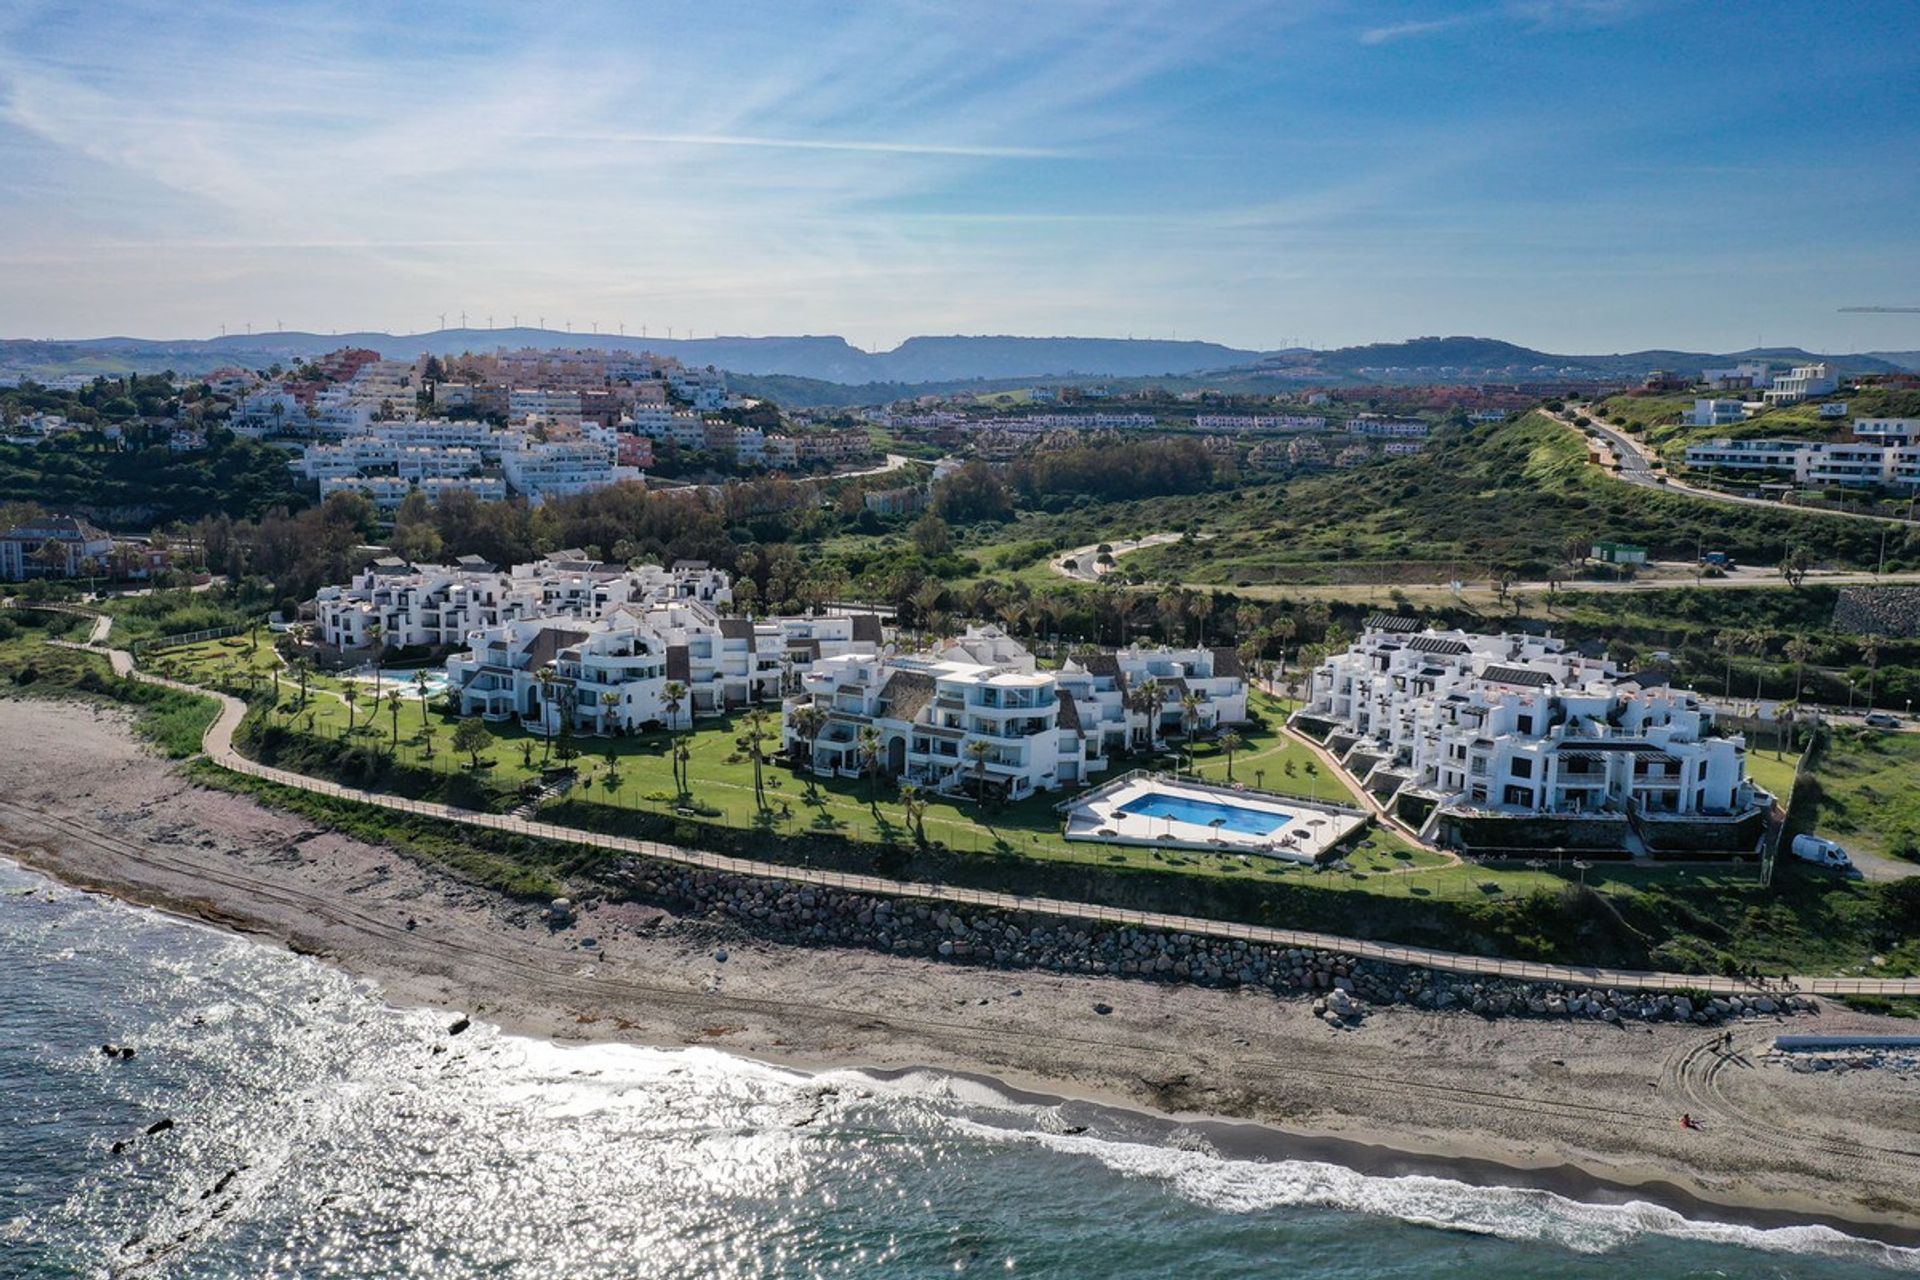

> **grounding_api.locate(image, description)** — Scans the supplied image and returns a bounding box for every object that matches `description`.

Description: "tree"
[342,683,359,735]
[1127,677,1162,749]
[789,701,826,770]
[1219,729,1244,781]
[534,666,558,765]
[365,620,384,690]
[858,725,884,805]
[601,688,621,735]
[965,737,992,802]
[743,708,772,810]
[1713,630,1742,698]
[292,657,311,708]
[899,780,928,845]
[1179,690,1205,773]
[1188,592,1215,646]
[910,581,944,638]
[386,689,403,752]
[910,512,952,557]
[662,680,689,794]
[1861,633,1885,707]
[452,716,491,770]
[1780,547,1811,588]
[411,669,434,747]
[1786,634,1815,701]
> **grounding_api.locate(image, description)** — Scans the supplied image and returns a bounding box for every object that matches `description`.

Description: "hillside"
[1117,413,1910,584]
[3,329,1909,391]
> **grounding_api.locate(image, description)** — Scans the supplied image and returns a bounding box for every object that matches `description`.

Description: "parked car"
[1863,712,1902,729]
[1790,834,1852,869]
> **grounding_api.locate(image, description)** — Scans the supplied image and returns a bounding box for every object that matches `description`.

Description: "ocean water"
[3,857,1916,1280]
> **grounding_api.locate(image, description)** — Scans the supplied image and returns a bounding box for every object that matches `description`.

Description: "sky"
[1,0,1917,355]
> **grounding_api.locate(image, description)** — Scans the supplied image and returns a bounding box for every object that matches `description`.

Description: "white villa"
[1297,618,1768,847]
[311,553,733,651]
[781,626,1249,801]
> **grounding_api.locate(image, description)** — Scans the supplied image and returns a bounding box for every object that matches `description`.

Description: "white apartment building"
[448,602,882,734]
[1683,435,1920,490]
[781,628,1248,800]
[1192,414,1327,433]
[498,437,639,504]
[1345,415,1430,438]
[508,388,583,424]
[1301,620,1763,826]
[1853,418,1920,446]
[1686,398,1748,426]
[1762,362,1839,405]
[667,367,729,411]
[311,554,735,652]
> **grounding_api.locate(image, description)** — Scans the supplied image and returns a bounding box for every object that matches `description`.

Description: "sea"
[4,855,1916,1280]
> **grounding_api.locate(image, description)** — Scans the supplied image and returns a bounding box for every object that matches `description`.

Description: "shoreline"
[4,698,1919,1254]
[15,854,1918,1256]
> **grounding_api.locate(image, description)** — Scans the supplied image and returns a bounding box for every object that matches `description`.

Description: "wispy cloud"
[507,130,1074,159]
[1359,15,1481,44]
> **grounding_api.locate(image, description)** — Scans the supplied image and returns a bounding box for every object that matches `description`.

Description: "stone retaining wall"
[605,860,1811,1028]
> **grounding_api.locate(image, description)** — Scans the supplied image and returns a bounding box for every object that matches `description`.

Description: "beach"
[3,697,1917,1245]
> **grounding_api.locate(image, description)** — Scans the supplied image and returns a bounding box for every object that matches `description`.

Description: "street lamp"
[1572,858,1592,886]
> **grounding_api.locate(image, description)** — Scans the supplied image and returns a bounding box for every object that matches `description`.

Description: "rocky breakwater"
[606,862,1812,1028]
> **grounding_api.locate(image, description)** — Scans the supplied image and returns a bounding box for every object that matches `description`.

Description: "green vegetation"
[0,609,218,758]
[1790,729,1920,863]
[0,436,307,527]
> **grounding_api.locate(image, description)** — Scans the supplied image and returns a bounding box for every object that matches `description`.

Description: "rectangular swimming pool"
[1116,791,1291,837]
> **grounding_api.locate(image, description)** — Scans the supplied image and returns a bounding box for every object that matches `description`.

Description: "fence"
[134,621,258,656]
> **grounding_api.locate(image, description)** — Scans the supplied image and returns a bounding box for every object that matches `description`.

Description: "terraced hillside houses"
[1682,416,1920,491]
[1297,617,1770,855]
[782,626,1249,801]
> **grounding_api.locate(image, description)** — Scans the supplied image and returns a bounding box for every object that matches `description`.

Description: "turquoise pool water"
[1117,791,1291,836]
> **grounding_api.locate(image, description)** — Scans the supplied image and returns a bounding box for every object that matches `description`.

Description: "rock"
[714,949,728,963]
[144,1118,174,1137]
[447,1017,471,1036]
[1093,1002,1113,1016]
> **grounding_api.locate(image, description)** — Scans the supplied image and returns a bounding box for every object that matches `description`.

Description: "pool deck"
[1062,773,1367,864]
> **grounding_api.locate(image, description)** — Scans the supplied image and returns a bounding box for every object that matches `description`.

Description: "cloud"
[1359,15,1480,44]
[506,130,1073,159]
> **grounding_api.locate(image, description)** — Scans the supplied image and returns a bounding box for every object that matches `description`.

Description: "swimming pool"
[1116,791,1292,836]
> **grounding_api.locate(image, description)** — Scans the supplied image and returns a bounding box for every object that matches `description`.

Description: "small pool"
[1116,791,1291,837]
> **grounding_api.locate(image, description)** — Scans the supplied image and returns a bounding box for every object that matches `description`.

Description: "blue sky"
[1,0,1916,353]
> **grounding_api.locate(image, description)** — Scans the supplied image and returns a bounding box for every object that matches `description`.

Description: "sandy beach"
[3,698,1917,1244]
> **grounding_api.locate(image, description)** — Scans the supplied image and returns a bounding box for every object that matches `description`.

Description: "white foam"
[944,1118,1920,1271]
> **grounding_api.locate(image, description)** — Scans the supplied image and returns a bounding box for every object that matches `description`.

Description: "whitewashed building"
[1298,620,1767,846]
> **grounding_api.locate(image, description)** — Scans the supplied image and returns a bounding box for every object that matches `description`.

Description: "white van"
[1790,834,1852,869]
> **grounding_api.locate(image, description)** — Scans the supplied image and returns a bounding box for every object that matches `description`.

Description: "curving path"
[38,621,1920,1001]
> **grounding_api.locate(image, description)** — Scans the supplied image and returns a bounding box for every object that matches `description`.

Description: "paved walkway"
[36,619,1920,1000]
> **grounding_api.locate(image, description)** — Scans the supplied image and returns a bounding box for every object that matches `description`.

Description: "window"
[1517,714,1534,734]
[1503,784,1535,807]
[1510,757,1533,778]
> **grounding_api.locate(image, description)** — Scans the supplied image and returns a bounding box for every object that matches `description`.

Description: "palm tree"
[1861,634,1885,708]
[743,708,771,810]
[1127,677,1162,750]
[386,689,403,752]
[910,581,944,639]
[365,621,384,690]
[534,666,558,765]
[1786,634,1815,701]
[412,669,433,742]
[1218,729,1244,781]
[965,737,992,803]
[1713,630,1741,698]
[342,683,359,736]
[1179,690,1205,773]
[601,688,621,736]
[899,780,928,844]
[661,680,688,793]
[858,725,884,805]
[1744,629,1769,701]
[292,657,311,709]
[789,701,826,769]
[1188,592,1215,647]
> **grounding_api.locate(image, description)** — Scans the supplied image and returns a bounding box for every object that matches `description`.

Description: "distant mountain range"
[2,329,1913,398]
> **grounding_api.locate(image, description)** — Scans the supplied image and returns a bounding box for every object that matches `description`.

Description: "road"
[1548,404,1918,528]
[31,615,1919,1001]
[1050,532,1185,582]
